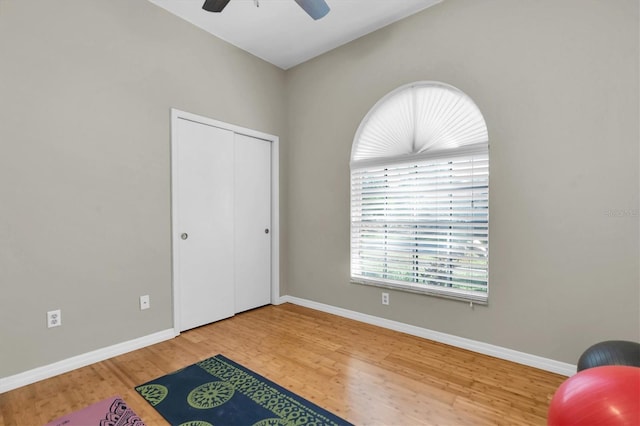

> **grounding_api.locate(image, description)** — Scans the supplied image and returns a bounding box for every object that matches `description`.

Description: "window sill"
[350,278,488,306]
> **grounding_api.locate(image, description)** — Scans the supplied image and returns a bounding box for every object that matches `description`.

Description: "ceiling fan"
[202,0,330,20]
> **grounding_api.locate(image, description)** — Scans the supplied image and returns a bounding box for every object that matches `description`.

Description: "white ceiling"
[148,0,443,70]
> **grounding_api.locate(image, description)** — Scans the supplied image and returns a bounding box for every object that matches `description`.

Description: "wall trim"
[0,328,177,394]
[278,296,576,377]
[2,298,576,394]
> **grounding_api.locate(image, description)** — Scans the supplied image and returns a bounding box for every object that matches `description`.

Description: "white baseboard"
[1,298,575,394]
[279,295,576,377]
[0,328,178,394]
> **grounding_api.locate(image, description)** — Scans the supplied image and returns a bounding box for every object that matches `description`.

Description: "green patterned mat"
[135,354,352,426]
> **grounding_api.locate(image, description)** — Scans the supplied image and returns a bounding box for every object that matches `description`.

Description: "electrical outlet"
[140,295,150,310]
[382,292,389,305]
[47,310,61,328]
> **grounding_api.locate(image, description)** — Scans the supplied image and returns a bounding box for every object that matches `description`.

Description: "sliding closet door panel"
[234,134,272,313]
[175,118,235,331]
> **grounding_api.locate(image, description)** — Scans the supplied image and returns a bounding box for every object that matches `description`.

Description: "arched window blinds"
[350,82,489,303]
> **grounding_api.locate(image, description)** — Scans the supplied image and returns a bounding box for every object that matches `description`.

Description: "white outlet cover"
[140,295,150,310]
[47,310,61,328]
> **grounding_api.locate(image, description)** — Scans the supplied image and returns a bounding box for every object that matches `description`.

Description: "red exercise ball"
[548,365,640,425]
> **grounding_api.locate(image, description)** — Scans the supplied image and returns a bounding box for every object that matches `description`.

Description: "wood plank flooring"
[0,303,567,425]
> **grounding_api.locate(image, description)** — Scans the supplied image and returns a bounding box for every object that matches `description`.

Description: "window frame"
[350,82,489,304]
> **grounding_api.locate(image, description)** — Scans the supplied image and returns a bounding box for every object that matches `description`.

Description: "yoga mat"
[44,395,145,426]
[136,354,352,426]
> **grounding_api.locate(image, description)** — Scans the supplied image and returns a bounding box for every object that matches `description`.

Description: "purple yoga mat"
[44,395,145,426]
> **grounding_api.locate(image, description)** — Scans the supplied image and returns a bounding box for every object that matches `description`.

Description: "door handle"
[181,233,188,240]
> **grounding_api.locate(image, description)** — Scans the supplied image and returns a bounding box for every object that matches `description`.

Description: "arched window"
[350,82,489,303]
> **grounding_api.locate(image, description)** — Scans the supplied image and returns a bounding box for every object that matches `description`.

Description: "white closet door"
[234,134,272,313]
[175,118,235,331]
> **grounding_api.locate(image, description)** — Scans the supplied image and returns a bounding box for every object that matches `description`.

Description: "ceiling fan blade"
[294,0,330,20]
[202,0,231,13]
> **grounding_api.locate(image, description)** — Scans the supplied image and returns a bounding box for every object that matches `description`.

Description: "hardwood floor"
[0,303,566,425]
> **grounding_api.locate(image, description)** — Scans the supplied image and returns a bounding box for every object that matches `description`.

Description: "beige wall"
[0,0,286,377]
[284,0,639,364]
[1,0,638,381]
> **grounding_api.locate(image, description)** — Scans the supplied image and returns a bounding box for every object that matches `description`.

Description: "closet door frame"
[170,108,280,333]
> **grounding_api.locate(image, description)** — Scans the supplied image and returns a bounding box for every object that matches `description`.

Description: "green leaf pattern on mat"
[252,418,287,426]
[197,357,343,426]
[135,384,169,406]
[188,381,235,409]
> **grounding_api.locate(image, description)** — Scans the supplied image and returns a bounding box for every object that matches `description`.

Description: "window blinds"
[351,151,489,303]
[352,82,489,163]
